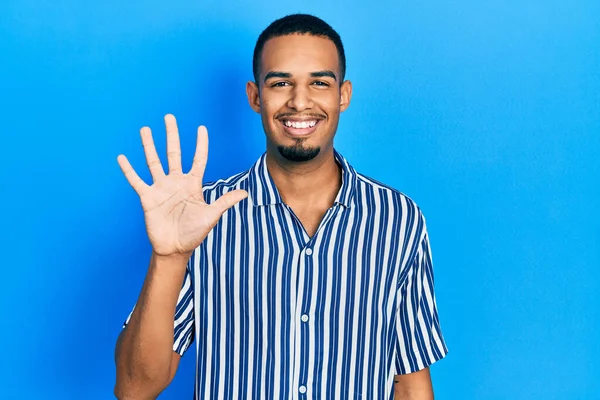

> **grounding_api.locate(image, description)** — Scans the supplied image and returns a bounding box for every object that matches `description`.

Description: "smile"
[284,120,317,128]
[279,118,322,137]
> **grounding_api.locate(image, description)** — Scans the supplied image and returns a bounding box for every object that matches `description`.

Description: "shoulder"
[352,171,429,245]
[353,172,431,269]
[202,169,251,200]
[355,172,425,219]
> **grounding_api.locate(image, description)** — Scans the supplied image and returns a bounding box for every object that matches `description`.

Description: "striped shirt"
[124,150,448,399]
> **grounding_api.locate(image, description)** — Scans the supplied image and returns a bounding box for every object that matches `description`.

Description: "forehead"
[260,34,340,77]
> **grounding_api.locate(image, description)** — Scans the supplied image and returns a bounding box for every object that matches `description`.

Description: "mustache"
[275,112,326,120]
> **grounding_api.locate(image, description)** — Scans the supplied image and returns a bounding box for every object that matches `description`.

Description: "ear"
[246,81,261,113]
[340,80,352,112]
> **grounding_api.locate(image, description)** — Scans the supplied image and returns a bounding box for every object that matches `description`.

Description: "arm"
[113,115,247,399]
[393,214,448,399]
[394,369,434,400]
[114,252,189,400]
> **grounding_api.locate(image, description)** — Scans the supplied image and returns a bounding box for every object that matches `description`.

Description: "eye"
[271,81,290,88]
[312,81,330,87]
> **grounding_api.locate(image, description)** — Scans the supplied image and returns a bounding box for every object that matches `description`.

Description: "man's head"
[246,14,352,164]
[252,14,347,85]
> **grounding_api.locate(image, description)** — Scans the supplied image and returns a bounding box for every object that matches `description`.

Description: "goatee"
[277,143,320,162]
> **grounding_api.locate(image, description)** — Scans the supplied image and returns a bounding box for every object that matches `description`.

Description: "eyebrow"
[264,71,291,82]
[310,70,337,81]
[263,70,338,83]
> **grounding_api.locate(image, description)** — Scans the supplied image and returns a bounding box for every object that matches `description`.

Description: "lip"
[279,119,322,137]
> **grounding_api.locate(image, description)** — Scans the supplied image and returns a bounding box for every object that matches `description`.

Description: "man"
[114,14,447,400]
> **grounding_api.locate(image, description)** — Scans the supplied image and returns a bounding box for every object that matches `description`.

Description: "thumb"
[208,189,249,218]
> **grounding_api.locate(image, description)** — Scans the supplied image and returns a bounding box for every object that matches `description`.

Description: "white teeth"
[285,120,317,129]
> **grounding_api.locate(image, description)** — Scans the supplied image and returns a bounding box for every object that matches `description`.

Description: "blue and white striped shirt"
[125,150,447,399]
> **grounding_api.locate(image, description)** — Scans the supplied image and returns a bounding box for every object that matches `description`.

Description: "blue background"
[1,0,598,399]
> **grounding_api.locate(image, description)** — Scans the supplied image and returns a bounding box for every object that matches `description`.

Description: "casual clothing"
[124,150,448,399]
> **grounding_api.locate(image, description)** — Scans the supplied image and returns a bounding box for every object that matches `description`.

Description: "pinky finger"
[117,154,149,195]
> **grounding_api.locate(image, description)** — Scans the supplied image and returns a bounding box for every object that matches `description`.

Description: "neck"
[265,147,342,209]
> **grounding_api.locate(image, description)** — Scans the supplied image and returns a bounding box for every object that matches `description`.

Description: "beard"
[277,141,320,162]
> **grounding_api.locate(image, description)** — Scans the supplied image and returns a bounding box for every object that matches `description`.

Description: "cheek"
[259,98,282,134]
[260,92,287,114]
[315,91,341,112]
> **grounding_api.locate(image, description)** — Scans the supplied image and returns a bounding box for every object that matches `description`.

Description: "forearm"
[114,251,190,399]
[394,386,434,400]
[393,370,434,400]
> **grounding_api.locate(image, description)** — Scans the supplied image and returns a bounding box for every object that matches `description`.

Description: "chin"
[277,144,321,162]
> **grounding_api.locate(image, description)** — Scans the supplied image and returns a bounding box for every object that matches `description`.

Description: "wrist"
[150,250,191,270]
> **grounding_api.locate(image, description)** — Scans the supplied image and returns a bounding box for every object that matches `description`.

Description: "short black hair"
[252,14,346,85]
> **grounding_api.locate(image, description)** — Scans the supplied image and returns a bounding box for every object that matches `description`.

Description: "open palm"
[117,114,248,256]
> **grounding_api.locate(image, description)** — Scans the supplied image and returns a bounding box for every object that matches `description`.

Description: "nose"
[286,85,313,111]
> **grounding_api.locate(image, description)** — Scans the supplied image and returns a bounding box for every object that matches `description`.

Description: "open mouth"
[279,118,322,137]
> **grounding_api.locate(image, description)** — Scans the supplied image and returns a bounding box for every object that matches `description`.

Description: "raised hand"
[117,114,248,257]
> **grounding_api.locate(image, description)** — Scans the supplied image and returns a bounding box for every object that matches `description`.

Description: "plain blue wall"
[1,0,598,398]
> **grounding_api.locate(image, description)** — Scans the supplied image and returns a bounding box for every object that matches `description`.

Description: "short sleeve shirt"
[124,150,448,399]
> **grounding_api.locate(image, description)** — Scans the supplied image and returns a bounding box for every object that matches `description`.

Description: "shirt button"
[301,314,309,322]
[299,385,307,394]
[305,248,313,256]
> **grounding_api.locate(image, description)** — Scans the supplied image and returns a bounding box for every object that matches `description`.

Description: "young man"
[114,14,447,400]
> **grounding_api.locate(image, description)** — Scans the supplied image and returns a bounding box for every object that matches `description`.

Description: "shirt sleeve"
[122,254,196,356]
[394,226,448,374]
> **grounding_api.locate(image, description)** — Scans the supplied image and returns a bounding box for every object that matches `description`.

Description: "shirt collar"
[247,149,357,208]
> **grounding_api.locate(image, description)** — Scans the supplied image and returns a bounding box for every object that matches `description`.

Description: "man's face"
[247,34,352,163]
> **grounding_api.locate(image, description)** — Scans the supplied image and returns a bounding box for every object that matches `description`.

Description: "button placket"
[296,245,314,398]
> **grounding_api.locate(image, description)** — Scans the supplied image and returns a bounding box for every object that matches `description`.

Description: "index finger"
[189,125,208,179]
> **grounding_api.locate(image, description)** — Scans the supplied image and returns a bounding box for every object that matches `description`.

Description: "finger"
[164,114,182,174]
[117,154,149,195]
[208,189,249,217]
[189,125,208,179]
[140,126,166,181]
